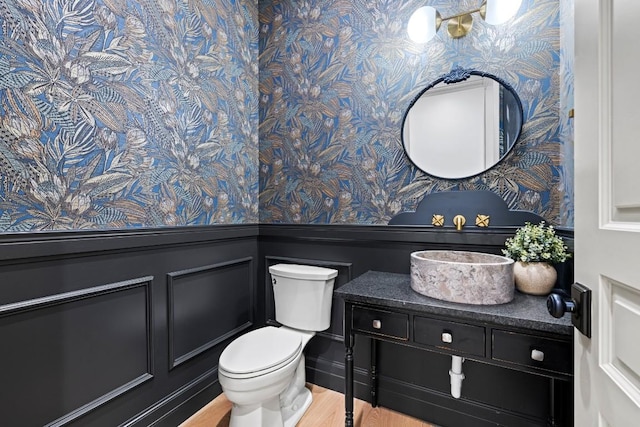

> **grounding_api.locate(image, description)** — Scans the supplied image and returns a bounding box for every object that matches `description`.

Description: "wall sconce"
[407,0,523,43]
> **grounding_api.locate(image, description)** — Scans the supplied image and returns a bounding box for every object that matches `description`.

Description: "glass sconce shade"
[407,0,523,42]
[483,0,523,25]
[407,6,441,43]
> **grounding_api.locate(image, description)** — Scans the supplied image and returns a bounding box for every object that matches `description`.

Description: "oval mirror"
[402,67,523,179]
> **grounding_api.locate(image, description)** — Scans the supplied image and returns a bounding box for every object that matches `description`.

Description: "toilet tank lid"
[268,264,338,280]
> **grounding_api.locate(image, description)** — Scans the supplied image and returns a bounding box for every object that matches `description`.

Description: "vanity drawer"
[414,316,485,357]
[352,306,409,340]
[492,330,572,375]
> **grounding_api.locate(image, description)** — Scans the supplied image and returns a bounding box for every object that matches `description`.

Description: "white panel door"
[575,0,640,425]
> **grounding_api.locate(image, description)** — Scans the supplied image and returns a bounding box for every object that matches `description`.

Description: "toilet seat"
[219,327,303,379]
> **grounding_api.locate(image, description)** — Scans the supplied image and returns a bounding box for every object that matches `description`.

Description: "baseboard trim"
[123,367,221,427]
[303,356,547,427]
[305,355,371,402]
[378,375,546,427]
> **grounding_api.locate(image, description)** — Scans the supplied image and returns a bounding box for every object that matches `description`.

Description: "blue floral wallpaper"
[259,0,574,227]
[559,0,574,227]
[0,0,573,231]
[0,0,259,231]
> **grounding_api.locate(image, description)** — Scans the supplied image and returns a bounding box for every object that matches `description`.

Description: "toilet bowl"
[219,326,314,427]
[218,264,338,427]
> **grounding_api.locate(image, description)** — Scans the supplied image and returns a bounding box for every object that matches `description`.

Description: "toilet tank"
[268,264,338,331]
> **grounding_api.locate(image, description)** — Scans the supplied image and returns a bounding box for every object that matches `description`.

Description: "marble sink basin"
[410,250,515,305]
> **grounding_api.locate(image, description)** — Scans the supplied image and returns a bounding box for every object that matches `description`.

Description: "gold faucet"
[453,214,466,231]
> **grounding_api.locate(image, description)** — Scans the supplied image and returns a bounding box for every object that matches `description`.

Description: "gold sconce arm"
[407,0,523,42]
[441,5,485,39]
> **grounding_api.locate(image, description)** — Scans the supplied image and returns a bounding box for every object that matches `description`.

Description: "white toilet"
[218,263,338,427]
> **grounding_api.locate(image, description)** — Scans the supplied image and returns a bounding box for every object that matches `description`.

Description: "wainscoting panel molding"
[0,224,259,427]
[0,277,154,427]
[0,224,571,426]
[167,257,255,369]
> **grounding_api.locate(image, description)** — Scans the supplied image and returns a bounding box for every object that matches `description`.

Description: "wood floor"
[180,384,435,427]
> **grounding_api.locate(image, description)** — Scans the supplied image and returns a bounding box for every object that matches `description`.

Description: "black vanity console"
[336,271,573,427]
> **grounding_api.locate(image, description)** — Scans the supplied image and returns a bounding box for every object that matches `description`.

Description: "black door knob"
[547,283,592,338]
[546,292,577,318]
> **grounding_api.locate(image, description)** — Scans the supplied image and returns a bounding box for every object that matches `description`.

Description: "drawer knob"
[531,349,545,362]
[441,332,453,343]
[372,320,382,329]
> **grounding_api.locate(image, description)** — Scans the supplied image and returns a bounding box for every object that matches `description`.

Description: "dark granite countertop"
[335,271,573,336]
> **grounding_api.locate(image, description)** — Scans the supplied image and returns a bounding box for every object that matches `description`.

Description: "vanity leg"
[344,303,354,427]
[370,338,378,408]
[550,377,573,427]
[548,378,563,427]
[345,331,354,427]
[548,378,556,427]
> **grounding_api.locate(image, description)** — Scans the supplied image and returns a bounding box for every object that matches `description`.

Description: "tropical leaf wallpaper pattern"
[0,0,572,231]
[0,0,259,231]
[259,0,574,226]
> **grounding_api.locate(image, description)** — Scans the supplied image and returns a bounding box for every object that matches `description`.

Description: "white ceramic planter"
[513,261,557,295]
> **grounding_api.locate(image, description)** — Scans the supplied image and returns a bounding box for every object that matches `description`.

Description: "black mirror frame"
[401,66,524,180]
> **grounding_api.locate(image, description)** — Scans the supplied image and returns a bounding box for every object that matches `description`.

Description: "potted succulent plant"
[502,222,571,295]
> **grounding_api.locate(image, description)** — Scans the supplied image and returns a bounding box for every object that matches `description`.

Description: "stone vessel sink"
[410,250,515,305]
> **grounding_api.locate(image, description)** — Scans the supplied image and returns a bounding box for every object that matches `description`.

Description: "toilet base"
[226,386,312,427]
[221,329,319,427]
[282,386,312,427]
[228,395,283,427]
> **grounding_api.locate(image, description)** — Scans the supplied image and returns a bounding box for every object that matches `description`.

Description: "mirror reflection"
[402,69,523,179]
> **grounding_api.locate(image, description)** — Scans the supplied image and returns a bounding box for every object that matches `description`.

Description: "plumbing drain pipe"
[449,356,465,399]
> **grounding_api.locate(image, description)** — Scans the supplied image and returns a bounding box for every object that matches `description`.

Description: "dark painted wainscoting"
[0,224,573,426]
[0,225,260,427]
[259,224,574,427]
